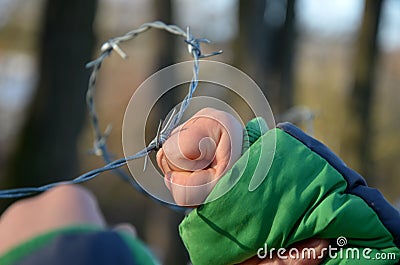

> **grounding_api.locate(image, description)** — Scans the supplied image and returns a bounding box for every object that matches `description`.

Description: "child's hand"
[156,108,243,206]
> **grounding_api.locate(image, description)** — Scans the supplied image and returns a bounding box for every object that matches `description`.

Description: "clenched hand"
[156,108,243,206]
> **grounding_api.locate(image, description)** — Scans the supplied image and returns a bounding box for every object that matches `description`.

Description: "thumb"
[163,120,217,172]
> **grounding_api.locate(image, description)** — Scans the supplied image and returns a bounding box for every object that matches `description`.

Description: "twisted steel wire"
[0,21,222,203]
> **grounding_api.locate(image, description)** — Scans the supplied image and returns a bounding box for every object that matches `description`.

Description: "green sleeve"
[179,122,400,265]
[118,231,160,265]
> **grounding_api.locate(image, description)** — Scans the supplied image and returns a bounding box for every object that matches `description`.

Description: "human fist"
[156,108,243,206]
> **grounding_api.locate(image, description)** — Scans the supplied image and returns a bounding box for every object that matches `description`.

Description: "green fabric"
[119,230,160,265]
[0,224,159,265]
[179,119,400,265]
[242,117,269,153]
[0,225,103,265]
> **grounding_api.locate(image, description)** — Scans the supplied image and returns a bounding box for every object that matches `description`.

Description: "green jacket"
[179,118,400,264]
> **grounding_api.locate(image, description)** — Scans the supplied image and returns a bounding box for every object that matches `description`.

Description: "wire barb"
[0,21,222,210]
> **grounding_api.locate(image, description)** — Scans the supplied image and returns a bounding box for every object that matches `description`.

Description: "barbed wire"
[0,21,222,205]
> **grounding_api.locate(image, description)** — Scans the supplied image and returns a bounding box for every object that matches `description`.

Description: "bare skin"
[157,107,243,206]
[0,108,328,264]
[157,107,329,264]
[0,185,135,256]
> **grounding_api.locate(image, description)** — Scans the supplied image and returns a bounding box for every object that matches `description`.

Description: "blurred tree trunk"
[343,0,383,182]
[3,0,97,203]
[143,2,188,265]
[151,0,179,120]
[154,0,175,72]
[235,0,297,115]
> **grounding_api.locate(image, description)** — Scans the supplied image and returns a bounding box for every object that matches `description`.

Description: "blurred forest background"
[0,0,399,264]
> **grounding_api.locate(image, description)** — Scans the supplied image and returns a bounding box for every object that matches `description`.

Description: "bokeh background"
[0,0,399,264]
